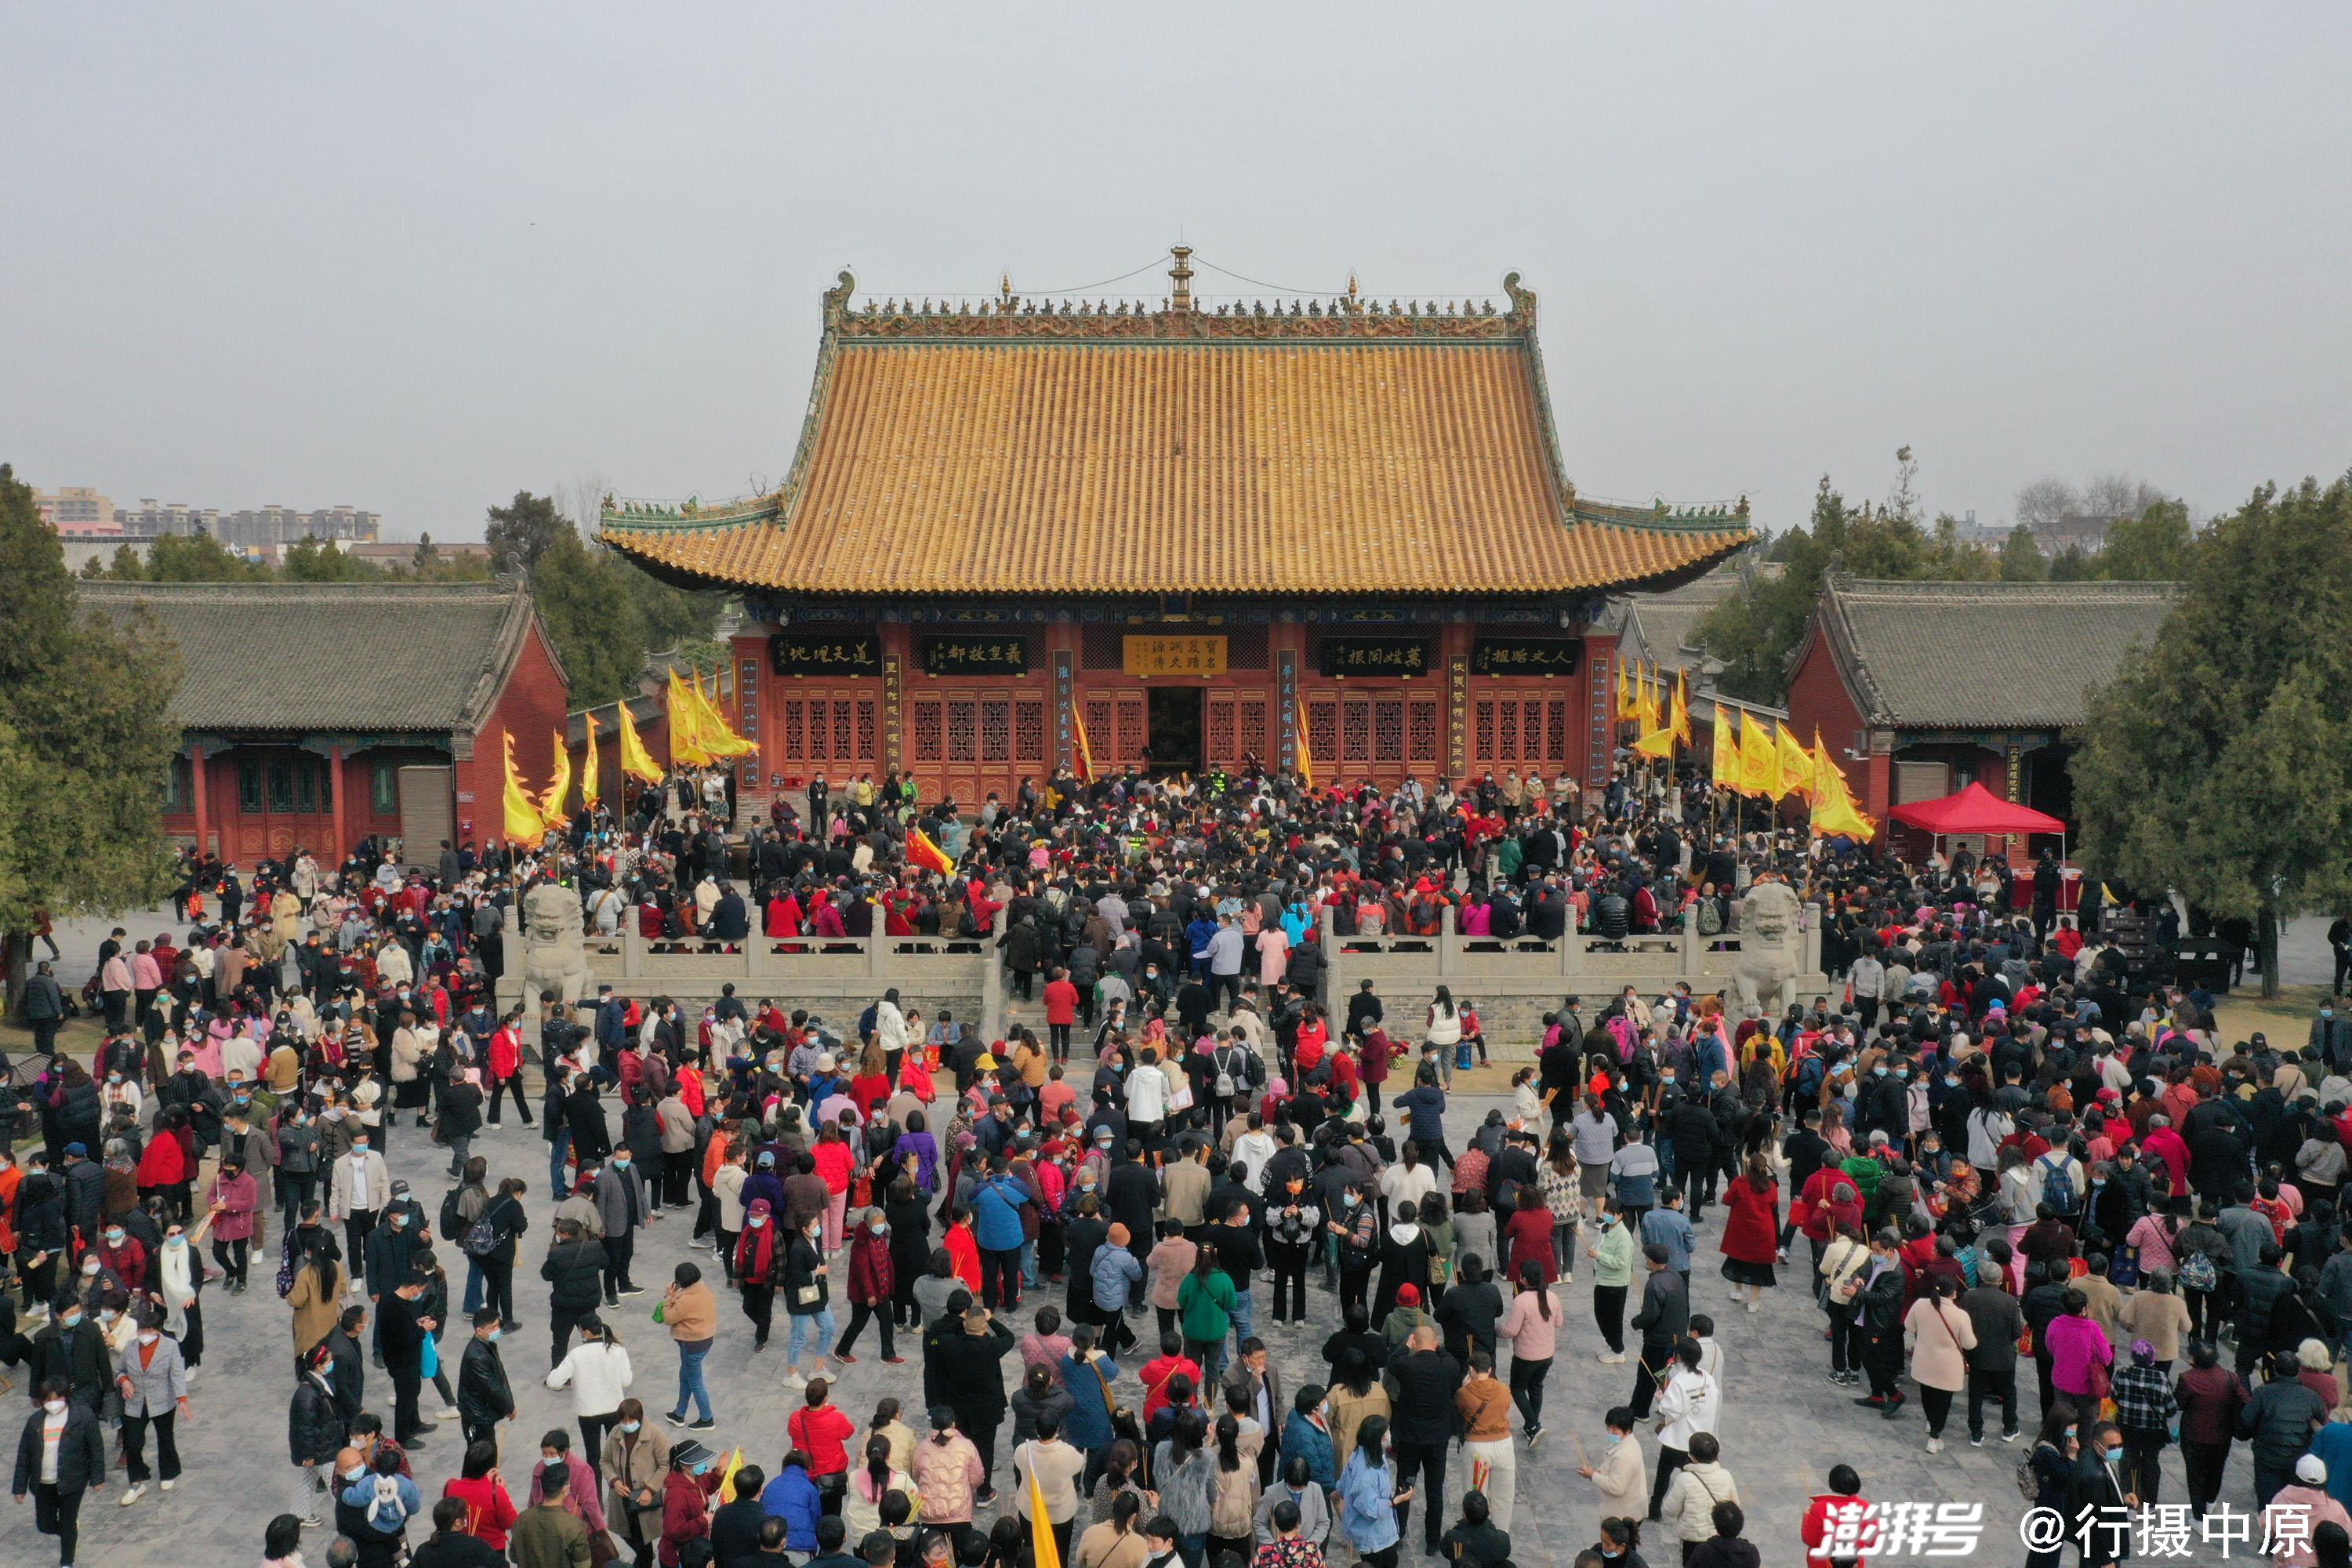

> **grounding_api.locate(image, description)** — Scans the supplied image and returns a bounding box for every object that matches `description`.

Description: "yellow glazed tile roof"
[603,271,1751,598]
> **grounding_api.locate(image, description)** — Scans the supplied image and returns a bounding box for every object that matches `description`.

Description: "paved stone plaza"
[2,912,2296,1563]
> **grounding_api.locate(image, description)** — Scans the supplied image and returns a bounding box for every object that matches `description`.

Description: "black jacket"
[410,1530,506,1568]
[26,1320,110,1405]
[325,1327,367,1423]
[289,1373,345,1465]
[12,1402,105,1496]
[380,1290,431,1367]
[457,1336,515,1428]
[934,1319,1016,1416]
[542,1237,608,1315]
[1384,1344,1464,1446]
[565,1087,612,1163]
[1631,1269,1690,1347]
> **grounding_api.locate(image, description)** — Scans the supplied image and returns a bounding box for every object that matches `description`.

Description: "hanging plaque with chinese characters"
[1318,636,1432,677]
[1470,637,1582,677]
[770,631,883,677]
[1122,634,1229,677]
[920,634,1028,675]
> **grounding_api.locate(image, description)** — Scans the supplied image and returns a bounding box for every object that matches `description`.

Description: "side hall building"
[601,251,1753,810]
[82,579,571,864]
[1785,574,2177,853]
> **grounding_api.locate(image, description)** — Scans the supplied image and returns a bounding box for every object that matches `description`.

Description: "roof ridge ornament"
[1168,245,1196,314]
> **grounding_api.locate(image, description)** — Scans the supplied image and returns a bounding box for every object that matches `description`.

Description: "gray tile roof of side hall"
[1818,574,2178,729]
[78,579,547,735]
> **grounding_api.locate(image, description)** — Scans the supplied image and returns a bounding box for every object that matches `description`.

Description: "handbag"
[794,1284,823,1307]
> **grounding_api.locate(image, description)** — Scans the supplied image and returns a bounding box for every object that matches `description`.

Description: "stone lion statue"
[516,880,590,1038]
[1731,878,1806,1019]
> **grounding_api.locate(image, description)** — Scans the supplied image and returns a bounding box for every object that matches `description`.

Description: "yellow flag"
[1775,723,1815,800]
[616,699,662,784]
[501,729,545,844]
[1070,703,1095,781]
[537,728,573,829]
[1614,659,1635,722]
[688,669,757,760]
[1711,710,1740,791]
[716,1446,746,1504]
[1739,713,1778,798]
[1809,729,1877,839]
[667,670,713,768]
[1027,1465,1062,1568]
[1293,706,1316,789]
[579,711,601,811]
[1630,724,1675,759]
[1634,661,1663,732]
[1670,668,1691,745]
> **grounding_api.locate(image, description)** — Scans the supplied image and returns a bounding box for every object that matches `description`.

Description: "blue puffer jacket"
[760,1464,822,1553]
[970,1174,1029,1252]
[1280,1408,1336,1490]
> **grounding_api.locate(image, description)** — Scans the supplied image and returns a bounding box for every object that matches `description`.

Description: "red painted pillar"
[329,743,347,861]
[191,747,211,857]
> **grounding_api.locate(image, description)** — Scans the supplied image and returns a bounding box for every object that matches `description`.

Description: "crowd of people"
[2,754,2349,1568]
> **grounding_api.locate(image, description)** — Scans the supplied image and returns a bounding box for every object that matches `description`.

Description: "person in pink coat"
[2044,1287,2115,1405]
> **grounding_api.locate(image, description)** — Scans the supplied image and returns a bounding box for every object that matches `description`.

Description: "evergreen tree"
[0,466,182,1015]
[2073,475,2352,996]
[1999,524,2049,582]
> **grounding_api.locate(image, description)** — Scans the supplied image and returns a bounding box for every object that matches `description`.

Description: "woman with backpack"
[469,1177,529,1334]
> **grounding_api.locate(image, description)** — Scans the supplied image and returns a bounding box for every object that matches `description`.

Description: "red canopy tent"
[1887,781,2065,837]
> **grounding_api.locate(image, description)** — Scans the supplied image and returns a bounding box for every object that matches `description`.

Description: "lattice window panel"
[1373,699,1405,762]
[1545,700,1570,763]
[1307,701,1338,766]
[1085,701,1113,759]
[855,702,876,762]
[810,702,832,760]
[1341,700,1371,763]
[1115,699,1145,764]
[947,700,978,762]
[784,703,806,757]
[1498,702,1519,760]
[1240,700,1268,760]
[1408,700,1439,762]
[981,699,1012,762]
[826,702,848,760]
[1474,700,1497,760]
[1206,700,1236,764]
[1080,627,1126,670]
[913,702,944,763]
[1014,701,1045,761]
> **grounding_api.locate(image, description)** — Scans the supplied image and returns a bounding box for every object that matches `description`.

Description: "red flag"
[908,827,954,877]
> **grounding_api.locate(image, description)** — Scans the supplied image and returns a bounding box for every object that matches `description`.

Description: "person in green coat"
[1587,1201,1639,1363]
[1178,1245,1237,1385]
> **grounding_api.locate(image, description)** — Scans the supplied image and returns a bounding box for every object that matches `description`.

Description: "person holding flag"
[1014,1410,1084,1566]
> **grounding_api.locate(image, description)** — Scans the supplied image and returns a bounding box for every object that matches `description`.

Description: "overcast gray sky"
[6,5,2348,542]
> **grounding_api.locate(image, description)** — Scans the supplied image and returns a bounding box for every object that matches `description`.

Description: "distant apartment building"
[34,486,118,535]
[113,499,381,546]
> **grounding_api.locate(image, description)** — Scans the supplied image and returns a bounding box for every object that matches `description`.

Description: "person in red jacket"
[942,1210,982,1294]
[1041,971,1081,1064]
[1717,1153,1783,1313]
[441,1439,521,1553]
[786,1377,857,1487]
[833,1207,902,1365]
[659,1441,718,1566]
[1799,1462,1870,1568]
[487,1011,531,1127]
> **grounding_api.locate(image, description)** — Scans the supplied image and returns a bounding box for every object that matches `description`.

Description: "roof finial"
[1168,245,1195,314]
[1345,270,1359,312]
[1000,270,1014,306]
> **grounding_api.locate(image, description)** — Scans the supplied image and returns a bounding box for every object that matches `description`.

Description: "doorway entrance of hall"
[1145,686,1202,775]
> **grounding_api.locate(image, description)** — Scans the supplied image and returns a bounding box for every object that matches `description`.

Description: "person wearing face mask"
[10,1377,105,1568]
[836,1206,902,1366]
[286,1343,344,1525]
[27,1294,108,1417]
[340,1444,423,1568]
[111,1306,191,1506]
[328,1129,392,1287]
[93,1218,147,1297]
[456,1307,517,1453]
